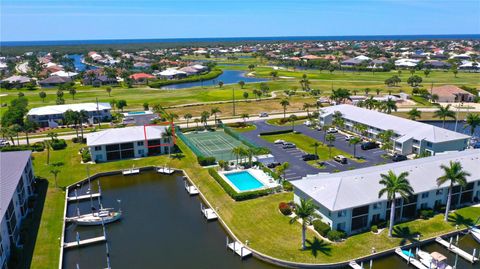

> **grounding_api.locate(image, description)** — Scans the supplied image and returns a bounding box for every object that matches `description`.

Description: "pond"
[62,170,278,269]
[66,54,98,72]
[160,70,268,89]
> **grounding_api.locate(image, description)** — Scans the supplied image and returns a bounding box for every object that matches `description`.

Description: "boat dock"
[157,167,175,174]
[185,181,199,195]
[348,261,363,269]
[226,237,252,258]
[63,235,106,249]
[395,248,427,269]
[67,192,101,202]
[200,203,218,220]
[435,237,479,263]
[122,168,140,175]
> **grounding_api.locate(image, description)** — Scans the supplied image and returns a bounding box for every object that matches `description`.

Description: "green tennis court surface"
[183,130,246,161]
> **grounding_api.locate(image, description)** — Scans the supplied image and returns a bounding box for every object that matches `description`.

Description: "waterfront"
[67,54,97,71]
[160,70,268,89]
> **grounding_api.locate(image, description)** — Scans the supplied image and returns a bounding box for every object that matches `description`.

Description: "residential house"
[431,85,476,103]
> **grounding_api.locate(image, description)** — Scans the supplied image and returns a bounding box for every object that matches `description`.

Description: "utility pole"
[232,87,236,116]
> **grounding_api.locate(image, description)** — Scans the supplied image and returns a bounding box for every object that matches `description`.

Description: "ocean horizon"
[2,34,480,47]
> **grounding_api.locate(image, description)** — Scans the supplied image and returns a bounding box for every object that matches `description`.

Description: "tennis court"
[183,130,246,161]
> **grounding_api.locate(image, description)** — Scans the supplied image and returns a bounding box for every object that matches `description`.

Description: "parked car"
[327,127,338,133]
[302,154,319,161]
[267,162,281,168]
[392,154,408,162]
[333,155,347,164]
[274,139,286,145]
[304,120,312,126]
[282,142,296,149]
[259,112,269,117]
[361,141,378,150]
[345,134,355,141]
[0,139,9,147]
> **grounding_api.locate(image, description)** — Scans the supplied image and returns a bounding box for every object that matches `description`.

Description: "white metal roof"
[291,149,480,211]
[86,125,167,146]
[27,102,111,116]
[320,104,469,143]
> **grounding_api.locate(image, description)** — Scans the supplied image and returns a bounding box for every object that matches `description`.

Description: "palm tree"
[311,142,320,157]
[464,113,480,136]
[50,167,61,188]
[434,105,456,128]
[364,96,376,110]
[280,99,290,119]
[289,114,298,132]
[382,98,397,114]
[241,113,249,125]
[200,111,210,128]
[194,118,200,129]
[163,127,174,156]
[349,137,362,158]
[246,148,257,168]
[378,170,413,237]
[211,107,221,127]
[303,103,311,118]
[325,134,336,158]
[39,91,47,102]
[275,162,290,184]
[78,110,89,139]
[231,147,242,165]
[437,161,470,221]
[23,119,37,145]
[69,88,77,100]
[290,199,319,250]
[47,132,58,141]
[106,87,112,97]
[1,127,16,146]
[183,113,193,128]
[407,108,422,121]
[354,123,368,139]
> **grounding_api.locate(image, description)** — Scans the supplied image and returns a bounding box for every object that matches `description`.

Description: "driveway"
[240,120,392,180]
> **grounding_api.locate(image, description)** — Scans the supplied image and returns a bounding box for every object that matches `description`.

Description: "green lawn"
[228,123,257,133]
[261,132,359,162]
[26,139,480,268]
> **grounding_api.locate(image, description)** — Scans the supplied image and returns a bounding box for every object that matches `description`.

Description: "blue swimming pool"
[127,111,146,115]
[224,171,264,191]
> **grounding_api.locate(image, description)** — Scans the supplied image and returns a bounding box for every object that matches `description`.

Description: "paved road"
[240,120,392,180]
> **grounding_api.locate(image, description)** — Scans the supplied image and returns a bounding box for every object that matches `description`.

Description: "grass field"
[26,139,480,268]
[183,129,245,161]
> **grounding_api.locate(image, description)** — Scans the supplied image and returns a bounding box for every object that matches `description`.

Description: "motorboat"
[417,250,453,269]
[471,226,480,243]
[66,208,122,226]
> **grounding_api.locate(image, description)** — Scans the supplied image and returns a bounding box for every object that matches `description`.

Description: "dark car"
[361,141,378,150]
[302,154,319,161]
[267,162,281,168]
[392,154,408,162]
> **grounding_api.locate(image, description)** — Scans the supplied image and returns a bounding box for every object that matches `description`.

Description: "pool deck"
[220,168,279,193]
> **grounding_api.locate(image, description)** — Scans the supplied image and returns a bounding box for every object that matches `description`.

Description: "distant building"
[129,73,155,84]
[0,151,35,268]
[27,103,112,127]
[319,104,470,156]
[86,125,172,162]
[1,75,32,86]
[431,85,475,103]
[38,76,71,87]
[291,150,480,235]
[82,75,118,87]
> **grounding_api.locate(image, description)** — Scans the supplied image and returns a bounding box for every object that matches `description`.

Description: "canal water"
[62,171,278,269]
[160,70,268,89]
[423,120,480,138]
[66,54,98,72]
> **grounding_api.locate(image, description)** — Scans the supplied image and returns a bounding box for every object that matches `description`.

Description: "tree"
[424,69,431,77]
[378,170,413,237]
[464,113,480,136]
[116,99,127,112]
[78,110,89,139]
[437,161,470,221]
[106,87,112,97]
[330,88,351,104]
[290,199,319,250]
[289,114,298,132]
[241,113,249,125]
[433,104,456,127]
[407,75,423,87]
[375,89,381,96]
[407,108,422,121]
[248,64,255,71]
[381,98,397,114]
[218,81,224,88]
[243,91,249,101]
[452,66,458,78]
[275,162,290,183]
[1,126,16,145]
[50,166,61,188]
[23,119,37,145]
[194,118,200,129]
[303,103,311,118]
[231,147,242,165]
[183,113,193,128]
[200,111,210,128]
[143,102,149,111]
[325,133,336,158]
[64,109,80,138]
[349,137,362,158]
[56,90,64,98]
[280,99,290,119]
[210,107,221,127]
[47,131,58,141]
[69,88,77,100]
[364,88,371,96]
[238,81,245,89]
[270,71,278,80]
[39,91,47,102]
[311,142,320,157]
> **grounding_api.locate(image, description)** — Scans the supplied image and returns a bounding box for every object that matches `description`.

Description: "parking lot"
[240,120,392,180]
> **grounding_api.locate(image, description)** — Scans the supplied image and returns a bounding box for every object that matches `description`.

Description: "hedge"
[0,142,45,152]
[207,168,272,201]
[149,69,223,88]
[259,129,293,136]
[198,156,216,166]
[326,230,347,242]
[312,219,331,236]
[50,139,67,150]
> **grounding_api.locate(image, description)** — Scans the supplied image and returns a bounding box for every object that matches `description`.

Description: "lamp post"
[232,87,236,116]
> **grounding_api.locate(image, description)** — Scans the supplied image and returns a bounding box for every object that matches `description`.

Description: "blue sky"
[1,0,479,41]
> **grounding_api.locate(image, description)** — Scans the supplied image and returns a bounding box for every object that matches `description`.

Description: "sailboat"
[417,250,453,269]
[67,207,122,226]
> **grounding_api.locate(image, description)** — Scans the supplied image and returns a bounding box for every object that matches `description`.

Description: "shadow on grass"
[393,226,421,245]
[448,213,474,227]
[170,153,185,160]
[17,177,49,269]
[304,237,332,257]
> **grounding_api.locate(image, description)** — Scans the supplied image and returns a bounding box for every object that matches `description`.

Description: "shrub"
[207,168,272,201]
[259,129,293,136]
[72,137,86,144]
[0,142,44,152]
[81,149,91,163]
[50,139,67,150]
[198,156,216,166]
[326,230,346,242]
[419,209,434,219]
[312,220,331,236]
[282,180,293,192]
[278,202,292,215]
[371,225,378,233]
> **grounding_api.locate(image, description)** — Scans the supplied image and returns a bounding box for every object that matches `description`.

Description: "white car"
[259,112,269,117]
[345,134,354,141]
[304,120,312,126]
[327,127,338,133]
[274,139,286,145]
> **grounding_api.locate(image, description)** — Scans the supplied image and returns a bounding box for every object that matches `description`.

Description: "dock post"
[369,259,372,269]
[455,234,459,245]
[226,236,229,249]
[360,261,363,268]
[407,249,411,264]
[472,249,477,263]
[449,237,453,249]
[76,232,80,245]
[241,247,243,260]
[454,252,459,269]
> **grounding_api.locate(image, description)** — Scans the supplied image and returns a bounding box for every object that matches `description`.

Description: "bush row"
[208,168,271,201]
[50,139,67,150]
[0,142,45,152]
[259,129,293,136]
[149,69,223,88]
[198,156,216,166]
[312,219,331,236]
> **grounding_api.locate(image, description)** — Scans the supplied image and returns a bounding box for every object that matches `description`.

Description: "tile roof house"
[38,76,71,87]
[431,85,475,103]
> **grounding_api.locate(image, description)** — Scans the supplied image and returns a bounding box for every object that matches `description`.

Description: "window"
[137,141,144,146]
[421,203,428,209]
[426,142,433,147]
[338,210,347,218]
[436,189,443,195]
[421,192,429,199]
[352,205,369,216]
[138,149,144,155]
[95,155,103,161]
[372,202,382,210]
[94,146,102,151]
